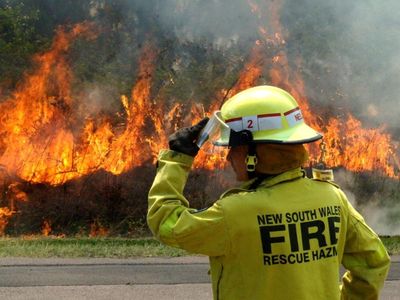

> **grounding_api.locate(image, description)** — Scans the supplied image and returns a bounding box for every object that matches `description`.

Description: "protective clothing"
[147,150,390,300]
[213,85,323,146]
[168,118,209,157]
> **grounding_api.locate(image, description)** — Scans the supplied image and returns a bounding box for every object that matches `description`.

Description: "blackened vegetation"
[1,166,399,235]
[1,165,230,236]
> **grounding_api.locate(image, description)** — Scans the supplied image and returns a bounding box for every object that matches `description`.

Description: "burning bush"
[0,0,398,236]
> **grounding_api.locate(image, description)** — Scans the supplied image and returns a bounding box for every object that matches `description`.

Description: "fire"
[101,41,159,174]
[0,22,98,185]
[0,208,14,236]
[322,115,396,176]
[244,0,398,178]
[6,183,28,211]
[0,1,398,235]
[0,24,223,189]
[0,4,397,188]
[193,101,229,170]
[41,220,52,236]
[89,220,109,237]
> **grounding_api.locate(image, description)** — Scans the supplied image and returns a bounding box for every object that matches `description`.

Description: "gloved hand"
[168,117,209,157]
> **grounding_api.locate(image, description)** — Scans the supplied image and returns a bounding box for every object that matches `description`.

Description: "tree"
[0,1,47,91]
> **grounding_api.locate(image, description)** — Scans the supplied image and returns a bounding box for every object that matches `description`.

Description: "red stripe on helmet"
[226,117,242,123]
[284,107,300,116]
[258,113,281,118]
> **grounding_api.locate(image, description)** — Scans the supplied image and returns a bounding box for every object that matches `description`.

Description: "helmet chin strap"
[246,141,258,179]
[246,142,273,190]
[228,129,258,180]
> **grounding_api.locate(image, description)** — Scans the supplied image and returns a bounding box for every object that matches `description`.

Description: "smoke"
[4,0,399,234]
[119,0,400,133]
[92,0,400,233]
[342,0,400,129]
[283,0,400,133]
[334,169,400,235]
[148,0,258,46]
[78,84,120,115]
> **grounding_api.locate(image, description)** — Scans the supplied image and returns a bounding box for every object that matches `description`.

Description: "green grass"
[381,236,400,256]
[0,237,188,258]
[0,236,398,258]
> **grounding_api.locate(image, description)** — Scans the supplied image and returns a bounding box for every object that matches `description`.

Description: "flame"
[0,21,225,193]
[322,115,396,176]
[0,3,397,236]
[102,41,159,174]
[89,220,109,237]
[0,207,14,236]
[0,2,398,194]
[226,43,264,99]
[244,0,399,178]
[193,101,229,170]
[41,220,52,236]
[0,23,98,185]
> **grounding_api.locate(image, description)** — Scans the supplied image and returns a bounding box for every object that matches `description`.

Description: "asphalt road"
[0,256,398,299]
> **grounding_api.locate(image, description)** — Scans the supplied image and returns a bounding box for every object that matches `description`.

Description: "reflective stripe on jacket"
[147,149,390,300]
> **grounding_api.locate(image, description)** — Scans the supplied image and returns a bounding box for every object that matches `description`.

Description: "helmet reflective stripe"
[284,107,303,127]
[225,107,304,132]
[258,113,282,130]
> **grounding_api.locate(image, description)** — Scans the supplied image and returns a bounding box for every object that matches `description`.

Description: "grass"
[381,236,400,256]
[0,236,188,258]
[0,236,398,258]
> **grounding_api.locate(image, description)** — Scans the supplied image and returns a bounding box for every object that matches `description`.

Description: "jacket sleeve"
[340,194,391,300]
[147,149,230,256]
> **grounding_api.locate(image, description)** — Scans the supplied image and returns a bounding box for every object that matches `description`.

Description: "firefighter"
[147,85,390,300]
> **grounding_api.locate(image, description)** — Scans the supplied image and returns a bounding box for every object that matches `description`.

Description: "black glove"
[168,117,209,157]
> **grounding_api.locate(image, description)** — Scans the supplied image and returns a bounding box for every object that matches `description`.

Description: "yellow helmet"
[213,85,322,146]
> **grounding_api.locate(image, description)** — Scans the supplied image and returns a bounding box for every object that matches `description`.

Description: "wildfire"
[0,26,222,186]
[0,8,398,190]
[0,22,99,185]
[243,0,398,178]
[0,0,397,230]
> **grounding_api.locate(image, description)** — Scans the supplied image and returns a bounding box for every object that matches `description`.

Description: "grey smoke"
[151,0,259,45]
[335,169,400,236]
[129,0,400,132]
[293,0,400,132]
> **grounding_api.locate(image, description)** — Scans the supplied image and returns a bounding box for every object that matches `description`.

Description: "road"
[0,256,398,299]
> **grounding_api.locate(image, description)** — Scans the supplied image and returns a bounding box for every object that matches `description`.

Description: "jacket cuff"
[158,149,195,166]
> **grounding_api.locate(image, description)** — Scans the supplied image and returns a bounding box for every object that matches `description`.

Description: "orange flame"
[0,5,396,238]
[41,220,52,236]
[246,0,398,178]
[0,2,399,198]
[89,220,109,237]
[0,22,98,185]
[0,208,14,236]
[0,22,225,191]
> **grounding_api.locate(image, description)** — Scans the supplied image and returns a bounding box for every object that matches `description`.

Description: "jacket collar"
[220,168,305,198]
[246,167,305,189]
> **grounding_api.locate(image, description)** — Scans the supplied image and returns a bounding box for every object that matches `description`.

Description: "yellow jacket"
[147,150,390,300]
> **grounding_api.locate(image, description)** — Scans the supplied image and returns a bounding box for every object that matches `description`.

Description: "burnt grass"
[1,164,231,236]
[1,166,399,236]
